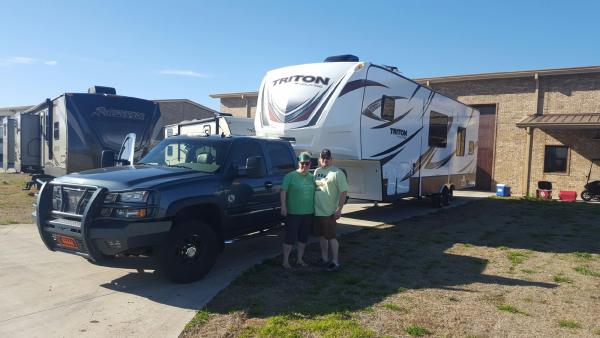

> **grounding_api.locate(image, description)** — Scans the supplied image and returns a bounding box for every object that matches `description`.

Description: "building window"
[381,95,395,121]
[428,111,448,148]
[544,145,569,173]
[456,127,466,156]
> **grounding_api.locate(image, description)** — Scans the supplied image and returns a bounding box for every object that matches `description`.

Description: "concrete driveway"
[0,191,492,338]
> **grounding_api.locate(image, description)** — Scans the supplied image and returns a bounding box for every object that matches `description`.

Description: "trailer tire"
[431,194,442,208]
[159,220,219,283]
[442,188,451,206]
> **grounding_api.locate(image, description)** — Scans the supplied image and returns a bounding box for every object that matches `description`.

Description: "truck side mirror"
[101,150,116,168]
[246,156,266,178]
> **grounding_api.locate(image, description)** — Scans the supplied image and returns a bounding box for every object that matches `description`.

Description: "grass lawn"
[182,198,600,337]
[0,173,36,225]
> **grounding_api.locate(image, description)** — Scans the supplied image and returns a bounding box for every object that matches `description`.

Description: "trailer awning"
[517,113,600,129]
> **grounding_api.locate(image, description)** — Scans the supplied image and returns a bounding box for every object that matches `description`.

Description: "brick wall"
[430,73,600,196]
[220,97,257,118]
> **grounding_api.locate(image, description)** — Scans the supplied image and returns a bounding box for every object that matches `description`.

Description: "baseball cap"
[320,149,332,159]
[298,152,312,162]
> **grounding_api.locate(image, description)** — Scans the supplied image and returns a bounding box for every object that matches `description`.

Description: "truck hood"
[51,165,214,191]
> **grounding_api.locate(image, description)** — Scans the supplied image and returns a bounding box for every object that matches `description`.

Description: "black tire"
[442,189,450,206]
[159,220,219,283]
[431,193,442,208]
[581,190,593,202]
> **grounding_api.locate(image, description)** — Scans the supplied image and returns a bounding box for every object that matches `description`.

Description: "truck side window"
[229,141,263,168]
[428,111,449,148]
[267,143,295,174]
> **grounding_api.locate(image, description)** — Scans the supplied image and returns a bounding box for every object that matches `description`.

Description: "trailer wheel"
[431,194,442,208]
[581,190,592,202]
[442,188,451,206]
[159,220,219,283]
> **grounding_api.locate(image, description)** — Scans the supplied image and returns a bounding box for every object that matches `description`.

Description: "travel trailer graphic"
[255,55,480,205]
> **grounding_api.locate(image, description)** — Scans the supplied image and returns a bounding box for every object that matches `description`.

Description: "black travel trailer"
[24,87,162,187]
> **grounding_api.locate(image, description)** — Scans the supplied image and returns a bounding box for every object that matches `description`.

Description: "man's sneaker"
[326,262,340,272]
[316,258,329,267]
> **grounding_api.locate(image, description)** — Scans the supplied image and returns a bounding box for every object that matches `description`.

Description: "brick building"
[210,65,600,196]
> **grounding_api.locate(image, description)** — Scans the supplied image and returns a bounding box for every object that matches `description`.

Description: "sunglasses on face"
[300,161,311,166]
[320,157,331,160]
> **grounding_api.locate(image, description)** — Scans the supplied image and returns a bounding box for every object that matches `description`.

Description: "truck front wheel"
[159,220,219,283]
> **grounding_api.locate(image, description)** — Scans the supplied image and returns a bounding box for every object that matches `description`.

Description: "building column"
[523,127,534,196]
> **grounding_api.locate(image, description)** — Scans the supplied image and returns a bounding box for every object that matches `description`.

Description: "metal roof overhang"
[516,113,600,129]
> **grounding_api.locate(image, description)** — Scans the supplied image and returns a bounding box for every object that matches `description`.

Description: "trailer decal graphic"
[372,107,413,129]
[295,77,346,128]
[92,107,146,121]
[458,158,475,173]
[424,151,455,169]
[421,91,436,118]
[380,147,405,166]
[339,79,387,97]
[371,127,423,157]
[361,99,385,121]
[408,85,422,101]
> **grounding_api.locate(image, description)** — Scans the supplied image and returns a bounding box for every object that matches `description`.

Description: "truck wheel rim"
[177,235,202,263]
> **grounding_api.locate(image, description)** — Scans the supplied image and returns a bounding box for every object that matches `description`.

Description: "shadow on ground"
[98,198,600,316]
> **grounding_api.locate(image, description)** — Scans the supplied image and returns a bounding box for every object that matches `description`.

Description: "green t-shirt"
[314,165,348,217]
[282,171,315,215]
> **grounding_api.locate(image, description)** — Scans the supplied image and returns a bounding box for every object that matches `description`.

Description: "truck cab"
[35,135,296,282]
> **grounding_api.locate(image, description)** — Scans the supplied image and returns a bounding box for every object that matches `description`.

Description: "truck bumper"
[36,182,171,261]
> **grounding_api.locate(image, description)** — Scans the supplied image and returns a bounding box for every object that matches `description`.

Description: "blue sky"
[1,0,599,110]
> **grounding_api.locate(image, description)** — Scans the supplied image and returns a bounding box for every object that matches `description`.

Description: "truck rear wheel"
[159,220,219,283]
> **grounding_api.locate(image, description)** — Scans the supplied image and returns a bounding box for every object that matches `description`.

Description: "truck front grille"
[52,185,96,215]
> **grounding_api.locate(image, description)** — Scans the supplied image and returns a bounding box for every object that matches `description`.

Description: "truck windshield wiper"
[168,164,193,169]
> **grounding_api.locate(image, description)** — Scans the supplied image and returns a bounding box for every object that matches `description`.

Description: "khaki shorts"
[313,215,336,240]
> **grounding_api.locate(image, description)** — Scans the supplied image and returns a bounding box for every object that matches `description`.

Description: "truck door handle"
[264,182,273,189]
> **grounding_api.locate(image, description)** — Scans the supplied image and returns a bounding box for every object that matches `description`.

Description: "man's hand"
[281,206,288,217]
[334,207,342,220]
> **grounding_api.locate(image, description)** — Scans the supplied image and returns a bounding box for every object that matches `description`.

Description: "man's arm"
[280,190,288,216]
[334,191,347,220]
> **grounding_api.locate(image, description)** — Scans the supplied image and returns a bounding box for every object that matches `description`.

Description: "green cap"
[298,152,311,161]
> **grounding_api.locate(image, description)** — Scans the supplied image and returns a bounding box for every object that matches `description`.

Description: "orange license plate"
[57,235,79,249]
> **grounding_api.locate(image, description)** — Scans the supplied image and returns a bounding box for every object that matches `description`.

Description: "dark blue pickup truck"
[35,135,296,282]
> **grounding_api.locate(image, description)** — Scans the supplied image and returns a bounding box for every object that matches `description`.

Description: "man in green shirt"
[313,149,348,271]
[280,152,315,269]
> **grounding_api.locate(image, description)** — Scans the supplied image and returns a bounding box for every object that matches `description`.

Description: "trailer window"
[428,111,448,148]
[381,95,395,121]
[267,143,295,174]
[53,122,60,140]
[544,145,569,173]
[456,127,466,156]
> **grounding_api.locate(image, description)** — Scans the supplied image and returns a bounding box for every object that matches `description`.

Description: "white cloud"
[159,69,207,78]
[0,56,36,66]
[44,60,58,66]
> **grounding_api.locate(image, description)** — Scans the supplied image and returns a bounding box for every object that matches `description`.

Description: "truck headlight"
[104,191,151,204]
[114,208,150,218]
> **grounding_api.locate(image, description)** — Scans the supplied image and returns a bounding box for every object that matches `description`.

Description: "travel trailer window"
[53,122,60,140]
[267,143,295,174]
[544,145,569,173]
[381,96,395,121]
[456,127,466,156]
[428,111,448,148]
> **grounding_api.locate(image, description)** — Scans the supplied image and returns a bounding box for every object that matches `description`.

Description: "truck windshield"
[139,138,231,173]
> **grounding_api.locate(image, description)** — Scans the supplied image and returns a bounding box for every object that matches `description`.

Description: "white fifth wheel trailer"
[164,115,255,138]
[255,55,479,205]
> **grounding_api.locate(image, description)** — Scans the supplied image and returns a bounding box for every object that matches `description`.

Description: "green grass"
[239,313,376,338]
[593,328,600,335]
[558,320,581,329]
[405,325,431,336]
[382,303,403,312]
[507,251,529,265]
[496,304,528,315]
[553,274,572,284]
[521,269,536,274]
[574,266,600,277]
[185,309,211,329]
